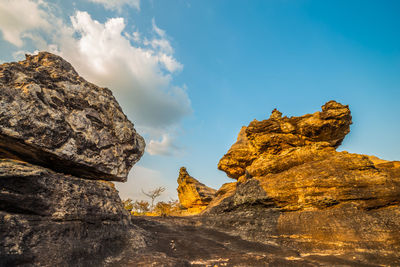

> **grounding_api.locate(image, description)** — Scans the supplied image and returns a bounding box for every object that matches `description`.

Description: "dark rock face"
[111,215,388,266]
[111,216,323,266]
[0,159,147,267]
[0,159,129,221]
[206,101,400,266]
[177,167,216,214]
[0,52,145,182]
[203,182,237,214]
[0,53,146,266]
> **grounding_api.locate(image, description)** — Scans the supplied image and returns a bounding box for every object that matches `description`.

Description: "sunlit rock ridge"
[177,167,216,214]
[200,100,400,266]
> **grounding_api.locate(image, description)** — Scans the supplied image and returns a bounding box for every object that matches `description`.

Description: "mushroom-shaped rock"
[218,100,352,180]
[0,52,145,181]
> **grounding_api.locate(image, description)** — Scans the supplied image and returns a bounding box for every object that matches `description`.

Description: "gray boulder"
[0,159,147,267]
[0,52,147,266]
[0,52,145,181]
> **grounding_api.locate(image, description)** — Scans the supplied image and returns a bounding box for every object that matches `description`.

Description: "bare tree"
[142,186,166,209]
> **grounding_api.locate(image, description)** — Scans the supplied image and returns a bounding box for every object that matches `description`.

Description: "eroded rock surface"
[111,216,364,267]
[205,101,400,266]
[2,52,399,266]
[177,167,216,214]
[0,53,146,267]
[0,159,147,266]
[218,100,352,181]
[0,52,145,181]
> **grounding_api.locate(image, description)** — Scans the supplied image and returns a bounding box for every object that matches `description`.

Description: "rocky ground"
[108,216,382,267]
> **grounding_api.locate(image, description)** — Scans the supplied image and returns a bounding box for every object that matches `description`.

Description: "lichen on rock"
[205,100,400,265]
[0,52,146,266]
[0,52,145,182]
[218,100,352,181]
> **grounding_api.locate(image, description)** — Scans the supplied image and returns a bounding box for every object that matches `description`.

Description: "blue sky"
[0,0,399,201]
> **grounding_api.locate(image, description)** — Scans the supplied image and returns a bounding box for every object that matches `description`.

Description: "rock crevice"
[0,52,145,182]
[0,52,146,266]
[204,100,400,265]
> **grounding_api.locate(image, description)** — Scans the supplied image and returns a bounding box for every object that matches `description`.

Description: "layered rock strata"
[177,167,216,214]
[0,52,145,181]
[0,53,146,266]
[204,101,400,265]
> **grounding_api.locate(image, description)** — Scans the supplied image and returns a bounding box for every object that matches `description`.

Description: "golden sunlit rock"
[204,101,400,264]
[177,167,216,215]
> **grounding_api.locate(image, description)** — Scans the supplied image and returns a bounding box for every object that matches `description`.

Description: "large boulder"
[0,53,147,266]
[204,101,400,265]
[0,52,145,181]
[177,167,216,214]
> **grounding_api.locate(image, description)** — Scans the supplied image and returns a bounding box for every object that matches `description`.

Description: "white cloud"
[152,18,166,37]
[0,0,191,156]
[0,0,50,47]
[146,134,179,156]
[87,0,140,11]
[142,19,182,72]
[54,11,191,131]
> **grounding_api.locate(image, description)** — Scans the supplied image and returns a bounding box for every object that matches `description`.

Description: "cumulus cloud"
[0,0,191,156]
[0,0,50,47]
[87,0,140,11]
[147,134,179,156]
[54,11,191,130]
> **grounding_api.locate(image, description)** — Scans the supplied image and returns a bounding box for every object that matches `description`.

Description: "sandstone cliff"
[202,101,400,266]
[177,167,216,214]
[0,52,146,266]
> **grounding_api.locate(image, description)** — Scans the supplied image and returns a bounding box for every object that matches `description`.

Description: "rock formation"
[0,52,145,182]
[203,101,400,266]
[0,52,146,266]
[2,52,400,266]
[217,100,352,182]
[177,167,216,214]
